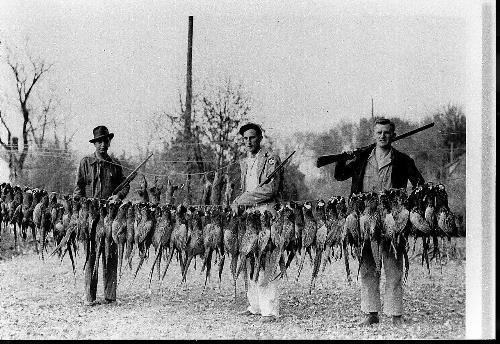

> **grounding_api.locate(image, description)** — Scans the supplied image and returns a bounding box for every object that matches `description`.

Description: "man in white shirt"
[231,122,283,323]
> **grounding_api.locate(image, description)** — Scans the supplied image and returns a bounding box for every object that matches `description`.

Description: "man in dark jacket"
[335,118,424,326]
[74,125,130,306]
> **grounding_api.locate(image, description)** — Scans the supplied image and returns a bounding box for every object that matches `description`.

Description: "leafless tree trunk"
[2,45,53,182]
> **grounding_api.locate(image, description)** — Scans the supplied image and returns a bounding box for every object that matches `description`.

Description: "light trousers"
[360,240,403,316]
[246,249,281,317]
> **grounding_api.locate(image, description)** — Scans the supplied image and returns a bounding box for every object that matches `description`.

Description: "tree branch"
[0,111,11,151]
[27,120,40,147]
[0,111,12,141]
[4,43,55,179]
[25,61,52,102]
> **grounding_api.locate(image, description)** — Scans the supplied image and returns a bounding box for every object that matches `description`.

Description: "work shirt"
[245,151,262,192]
[335,147,424,195]
[362,148,393,192]
[73,152,129,200]
[233,148,283,207]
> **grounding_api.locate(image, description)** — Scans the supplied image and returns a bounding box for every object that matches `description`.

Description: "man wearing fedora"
[74,125,130,306]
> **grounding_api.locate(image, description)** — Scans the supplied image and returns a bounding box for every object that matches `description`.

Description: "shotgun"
[258,150,296,187]
[112,153,154,195]
[316,122,434,168]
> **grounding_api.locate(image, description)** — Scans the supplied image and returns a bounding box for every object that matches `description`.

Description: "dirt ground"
[0,234,465,340]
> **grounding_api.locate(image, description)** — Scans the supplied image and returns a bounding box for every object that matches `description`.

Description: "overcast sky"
[0,0,481,158]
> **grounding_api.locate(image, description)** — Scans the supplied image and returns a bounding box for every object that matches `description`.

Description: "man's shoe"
[392,315,403,325]
[359,313,379,326]
[83,300,98,307]
[101,299,116,305]
[260,315,278,323]
[238,309,257,316]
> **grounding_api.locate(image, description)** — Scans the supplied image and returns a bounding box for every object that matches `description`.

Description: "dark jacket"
[334,147,424,194]
[74,153,129,200]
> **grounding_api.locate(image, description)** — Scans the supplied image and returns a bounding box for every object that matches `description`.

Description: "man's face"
[242,129,262,155]
[373,123,395,149]
[94,137,110,155]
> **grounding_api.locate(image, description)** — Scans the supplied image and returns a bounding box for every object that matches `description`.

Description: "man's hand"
[107,194,121,203]
[230,202,239,215]
[341,150,355,160]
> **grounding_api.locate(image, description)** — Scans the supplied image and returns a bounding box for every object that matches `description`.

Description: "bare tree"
[133,109,178,178]
[433,103,466,162]
[158,77,251,173]
[196,77,251,168]
[29,95,59,148]
[148,77,251,204]
[18,132,77,194]
[1,43,54,182]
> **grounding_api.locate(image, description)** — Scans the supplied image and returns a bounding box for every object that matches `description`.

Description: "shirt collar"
[90,152,113,165]
[247,148,263,160]
[372,147,393,169]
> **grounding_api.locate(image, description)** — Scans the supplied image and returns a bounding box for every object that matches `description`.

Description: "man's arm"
[73,158,87,198]
[233,154,282,206]
[334,156,356,181]
[407,157,425,187]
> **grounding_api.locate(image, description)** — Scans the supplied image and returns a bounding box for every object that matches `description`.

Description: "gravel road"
[0,236,465,339]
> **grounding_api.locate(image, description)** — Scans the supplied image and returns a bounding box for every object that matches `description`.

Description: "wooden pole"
[184,16,194,199]
[184,16,205,177]
[371,97,374,122]
[185,16,193,140]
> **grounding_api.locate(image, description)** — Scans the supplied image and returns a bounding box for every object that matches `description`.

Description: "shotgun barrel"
[259,150,296,187]
[112,153,154,195]
[316,122,434,168]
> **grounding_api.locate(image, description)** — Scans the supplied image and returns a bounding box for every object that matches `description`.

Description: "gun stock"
[316,154,341,168]
[316,146,373,168]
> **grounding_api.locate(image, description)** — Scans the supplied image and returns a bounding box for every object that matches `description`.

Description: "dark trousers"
[85,239,118,302]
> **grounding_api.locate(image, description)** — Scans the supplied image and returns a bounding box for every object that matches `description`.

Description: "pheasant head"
[364,191,379,214]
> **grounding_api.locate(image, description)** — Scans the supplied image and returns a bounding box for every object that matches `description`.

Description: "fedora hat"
[89,125,114,143]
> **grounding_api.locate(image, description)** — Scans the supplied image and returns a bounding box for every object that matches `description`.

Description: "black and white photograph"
[0,0,495,340]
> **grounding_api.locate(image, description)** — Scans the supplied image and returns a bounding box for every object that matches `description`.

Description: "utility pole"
[182,16,205,203]
[181,16,194,205]
[371,97,374,122]
[183,16,204,175]
[184,16,193,140]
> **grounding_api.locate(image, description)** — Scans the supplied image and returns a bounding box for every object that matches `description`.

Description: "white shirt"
[245,150,261,192]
